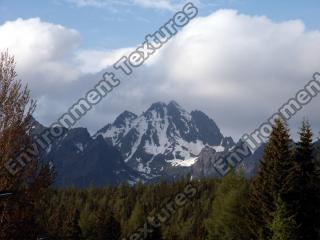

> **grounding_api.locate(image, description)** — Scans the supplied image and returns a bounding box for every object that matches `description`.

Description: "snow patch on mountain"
[95,101,235,175]
[167,157,198,167]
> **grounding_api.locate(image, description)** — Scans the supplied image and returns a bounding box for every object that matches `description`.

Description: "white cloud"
[0,17,135,125]
[136,10,320,138]
[1,11,320,140]
[0,18,81,84]
[68,0,197,10]
[69,0,105,7]
[132,0,177,10]
[88,9,320,139]
[75,48,134,73]
[68,0,120,7]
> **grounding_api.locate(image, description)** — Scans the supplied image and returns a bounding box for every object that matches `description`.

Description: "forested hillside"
[33,120,320,240]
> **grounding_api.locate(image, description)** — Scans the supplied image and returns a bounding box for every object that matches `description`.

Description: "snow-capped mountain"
[95,101,235,177]
[30,101,268,187]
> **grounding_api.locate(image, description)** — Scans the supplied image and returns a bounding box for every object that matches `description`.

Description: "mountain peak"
[147,101,167,110]
[146,100,186,113]
[167,100,185,111]
[168,100,180,107]
[145,102,168,120]
[95,100,235,177]
[113,110,137,127]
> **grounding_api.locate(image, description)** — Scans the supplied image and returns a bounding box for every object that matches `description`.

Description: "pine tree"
[206,171,249,240]
[127,201,145,233]
[270,196,298,240]
[291,121,319,239]
[64,208,82,240]
[46,205,65,240]
[96,207,121,240]
[79,205,97,240]
[247,119,295,240]
[146,226,163,240]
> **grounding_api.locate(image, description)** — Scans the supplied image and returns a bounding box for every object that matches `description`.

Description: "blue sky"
[0,0,320,139]
[1,0,320,49]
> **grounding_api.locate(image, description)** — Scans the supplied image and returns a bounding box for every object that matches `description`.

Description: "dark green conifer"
[291,121,318,239]
[247,119,294,240]
[96,207,121,240]
[146,226,163,240]
[64,208,82,240]
[270,196,297,240]
[206,171,249,240]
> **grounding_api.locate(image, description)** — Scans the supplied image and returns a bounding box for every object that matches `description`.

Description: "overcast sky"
[0,0,320,141]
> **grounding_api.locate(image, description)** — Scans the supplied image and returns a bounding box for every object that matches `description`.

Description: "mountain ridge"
[31,100,269,187]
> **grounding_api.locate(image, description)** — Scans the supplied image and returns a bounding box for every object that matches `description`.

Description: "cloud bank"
[1,10,320,139]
